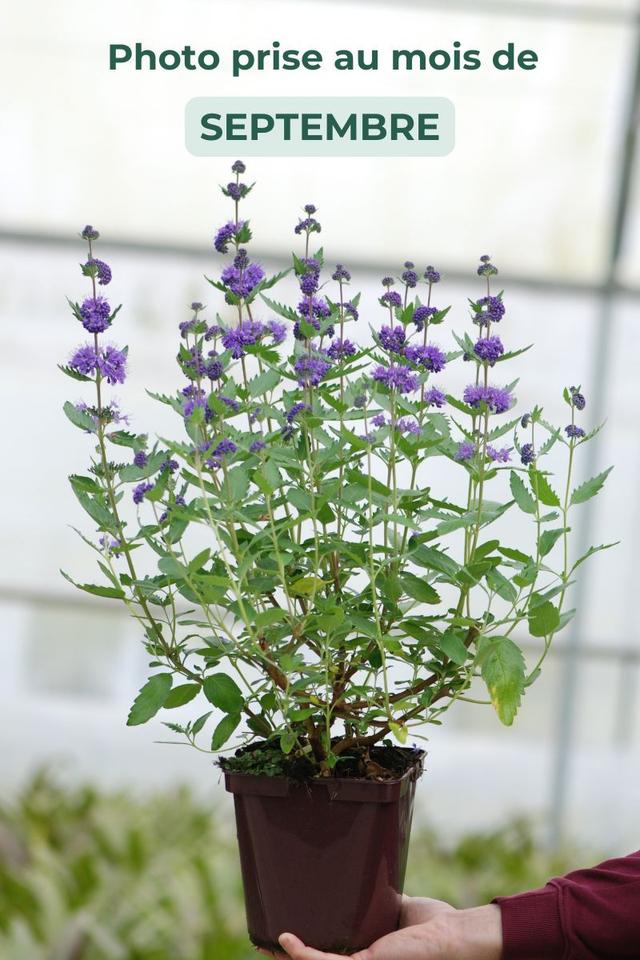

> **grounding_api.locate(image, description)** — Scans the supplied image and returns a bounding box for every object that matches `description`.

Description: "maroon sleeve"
[494,850,640,959]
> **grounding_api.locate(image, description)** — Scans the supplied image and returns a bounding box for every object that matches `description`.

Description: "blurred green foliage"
[0,774,579,959]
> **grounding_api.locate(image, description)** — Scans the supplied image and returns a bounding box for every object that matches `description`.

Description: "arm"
[495,849,640,960]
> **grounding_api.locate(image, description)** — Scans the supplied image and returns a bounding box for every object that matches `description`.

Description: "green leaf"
[225,467,250,501]
[570,467,613,506]
[127,674,173,726]
[485,568,517,603]
[280,730,297,754]
[191,711,212,735]
[389,721,408,745]
[72,489,115,530]
[528,468,561,507]
[478,637,526,726]
[510,471,536,515]
[528,601,560,638]
[439,631,470,665]
[290,576,325,596]
[255,608,288,629]
[63,400,95,431]
[211,712,241,750]
[249,367,281,397]
[539,528,567,558]
[58,363,92,383]
[571,541,619,572]
[203,674,244,714]
[60,571,125,600]
[401,574,441,605]
[163,683,200,708]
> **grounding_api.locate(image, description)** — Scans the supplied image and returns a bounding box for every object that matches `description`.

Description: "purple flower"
[99,534,121,553]
[183,347,207,377]
[179,319,197,338]
[381,277,394,287]
[226,182,248,201]
[221,320,264,358]
[424,387,447,408]
[327,338,356,360]
[221,262,265,298]
[343,300,359,321]
[487,445,511,463]
[183,390,207,418]
[332,264,351,282]
[205,324,222,341]
[402,265,419,288]
[424,265,441,284]
[521,414,531,429]
[298,297,331,320]
[84,258,112,285]
[295,215,321,235]
[294,355,331,387]
[565,425,586,439]
[160,459,179,473]
[206,353,224,380]
[404,344,447,373]
[361,432,376,444]
[379,325,406,353]
[397,418,421,435]
[300,272,319,296]
[220,396,240,413]
[521,443,536,465]
[372,413,387,428]
[267,319,287,345]
[214,220,246,254]
[250,438,266,453]
[214,438,237,456]
[570,387,586,410]
[381,290,402,309]
[455,442,476,462]
[133,482,153,504]
[231,160,246,174]
[478,256,498,278]
[133,450,148,468]
[475,295,505,326]
[81,225,100,241]
[474,336,504,365]
[191,302,204,312]
[69,344,99,377]
[99,345,127,385]
[204,456,221,470]
[372,364,419,393]
[80,296,111,333]
[286,401,311,423]
[412,305,437,332]
[463,384,514,414]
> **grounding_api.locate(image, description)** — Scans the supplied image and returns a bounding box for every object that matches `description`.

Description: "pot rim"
[224,748,425,803]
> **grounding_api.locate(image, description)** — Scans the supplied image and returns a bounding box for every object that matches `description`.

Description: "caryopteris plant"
[61,161,614,776]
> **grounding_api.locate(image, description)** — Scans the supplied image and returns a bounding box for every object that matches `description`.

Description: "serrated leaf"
[478,636,526,726]
[255,608,288,629]
[539,528,567,557]
[203,674,244,713]
[510,471,536,515]
[528,468,561,507]
[58,363,92,383]
[401,574,441,605]
[211,712,241,751]
[571,541,619,572]
[249,367,281,397]
[163,683,200,709]
[127,674,173,726]
[61,570,125,600]
[570,467,613,506]
[63,401,95,432]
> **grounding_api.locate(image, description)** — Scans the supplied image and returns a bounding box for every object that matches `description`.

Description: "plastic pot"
[225,749,424,954]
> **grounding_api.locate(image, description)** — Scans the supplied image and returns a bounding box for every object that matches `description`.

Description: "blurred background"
[1,0,639,955]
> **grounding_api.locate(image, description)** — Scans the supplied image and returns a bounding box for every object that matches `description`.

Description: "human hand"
[256,898,502,960]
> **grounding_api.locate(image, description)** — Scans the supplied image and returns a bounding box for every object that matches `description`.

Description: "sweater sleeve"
[494,850,640,960]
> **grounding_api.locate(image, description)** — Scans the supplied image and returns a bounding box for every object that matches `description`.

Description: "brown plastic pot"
[225,749,424,955]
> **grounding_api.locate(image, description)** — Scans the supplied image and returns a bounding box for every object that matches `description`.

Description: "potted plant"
[61,162,613,955]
